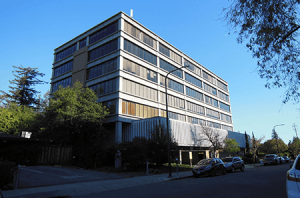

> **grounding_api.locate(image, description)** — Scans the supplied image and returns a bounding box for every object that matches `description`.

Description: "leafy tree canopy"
[0,66,47,107]
[223,0,300,103]
[0,103,37,135]
[224,138,240,154]
[288,136,300,157]
[259,138,288,154]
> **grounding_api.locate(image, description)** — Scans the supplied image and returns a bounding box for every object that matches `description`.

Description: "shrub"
[0,161,17,188]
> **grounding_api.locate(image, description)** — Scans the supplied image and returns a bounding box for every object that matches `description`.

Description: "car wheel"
[240,165,245,172]
[211,170,216,177]
[231,166,235,173]
[222,168,226,175]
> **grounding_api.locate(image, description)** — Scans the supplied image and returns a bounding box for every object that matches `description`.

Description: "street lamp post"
[272,124,284,155]
[165,65,189,178]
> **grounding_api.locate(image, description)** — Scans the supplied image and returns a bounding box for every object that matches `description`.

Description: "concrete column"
[76,41,79,50]
[86,36,89,46]
[179,150,182,164]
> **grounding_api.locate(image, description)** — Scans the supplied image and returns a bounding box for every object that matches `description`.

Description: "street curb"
[164,175,193,181]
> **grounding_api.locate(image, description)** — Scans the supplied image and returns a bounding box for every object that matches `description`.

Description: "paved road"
[17,166,123,188]
[81,163,290,198]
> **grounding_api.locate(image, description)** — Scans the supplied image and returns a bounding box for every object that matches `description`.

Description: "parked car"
[192,158,226,178]
[286,154,300,198]
[263,154,280,165]
[279,157,286,164]
[223,157,245,173]
[283,156,291,163]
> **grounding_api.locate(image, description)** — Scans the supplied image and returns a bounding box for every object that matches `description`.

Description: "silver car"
[263,154,280,166]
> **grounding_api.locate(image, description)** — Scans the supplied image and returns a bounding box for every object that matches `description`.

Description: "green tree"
[0,103,37,135]
[0,66,47,107]
[39,82,109,168]
[272,129,280,154]
[259,139,288,154]
[224,138,240,156]
[250,132,264,163]
[223,0,300,103]
[245,131,250,153]
[288,136,300,158]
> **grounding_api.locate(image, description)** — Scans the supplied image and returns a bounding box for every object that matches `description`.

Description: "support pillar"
[179,150,182,164]
[115,121,122,168]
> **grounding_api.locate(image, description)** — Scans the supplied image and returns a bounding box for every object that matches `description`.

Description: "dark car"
[223,157,245,173]
[192,158,226,178]
[283,156,290,163]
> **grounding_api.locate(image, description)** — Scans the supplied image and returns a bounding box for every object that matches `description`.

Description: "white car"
[286,154,300,198]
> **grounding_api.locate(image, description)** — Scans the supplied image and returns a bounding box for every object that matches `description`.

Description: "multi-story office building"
[51,12,234,166]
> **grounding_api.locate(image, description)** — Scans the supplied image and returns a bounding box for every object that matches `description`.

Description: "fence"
[38,145,73,166]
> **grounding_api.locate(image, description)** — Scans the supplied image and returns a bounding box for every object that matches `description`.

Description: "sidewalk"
[2,164,259,198]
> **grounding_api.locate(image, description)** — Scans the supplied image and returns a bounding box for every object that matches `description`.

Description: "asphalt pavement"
[2,163,264,198]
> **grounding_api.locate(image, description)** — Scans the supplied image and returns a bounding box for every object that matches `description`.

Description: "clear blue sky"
[0,0,298,144]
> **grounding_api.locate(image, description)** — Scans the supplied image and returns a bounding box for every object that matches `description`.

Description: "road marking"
[60,175,83,179]
[20,168,43,174]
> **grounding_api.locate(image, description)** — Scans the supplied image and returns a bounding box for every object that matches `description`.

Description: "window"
[159,43,181,64]
[186,86,204,101]
[205,95,218,107]
[207,121,221,129]
[55,44,77,62]
[123,78,158,102]
[160,92,184,109]
[87,58,117,80]
[220,113,232,123]
[88,39,118,61]
[206,108,220,119]
[222,125,233,131]
[218,91,229,102]
[89,21,118,45]
[103,100,117,115]
[124,39,157,65]
[160,76,184,93]
[160,110,185,122]
[187,116,206,125]
[124,21,157,49]
[203,83,217,96]
[54,61,73,77]
[185,73,202,88]
[160,59,182,78]
[122,100,158,119]
[220,102,231,112]
[79,38,87,49]
[217,80,228,91]
[123,58,157,83]
[89,78,117,97]
[186,101,205,115]
[203,71,216,85]
[184,60,201,76]
[52,77,72,93]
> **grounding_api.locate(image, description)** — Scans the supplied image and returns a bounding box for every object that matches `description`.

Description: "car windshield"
[266,155,275,158]
[223,158,233,162]
[197,159,212,165]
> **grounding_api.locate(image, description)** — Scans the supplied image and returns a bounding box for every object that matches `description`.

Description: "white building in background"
[51,12,234,166]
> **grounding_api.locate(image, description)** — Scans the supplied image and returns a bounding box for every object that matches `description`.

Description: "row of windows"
[122,78,158,102]
[203,71,217,85]
[207,121,221,129]
[160,59,182,78]
[203,82,217,96]
[220,102,231,112]
[87,58,118,80]
[217,80,228,91]
[103,100,117,115]
[218,91,229,102]
[186,101,205,115]
[221,113,232,123]
[205,95,218,108]
[89,78,117,97]
[185,73,202,89]
[184,60,201,76]
[55,44,77,63]
[124,21,157,49]
[186,86,204,101]
[160,109,186,122]
[89,21,118,45]
[79,38,86,49]
[88,39,118,62]
[124,39,157,65]
[222,125,233,131]
[54,61,73,77]
[122,100,159,118]
[160,92,185,109]
[206,108,220,119]
[160,75,184,93]
[52,77,72,93]
[123,58,157,83]
[187,116,205,125]
[159,43,182,65]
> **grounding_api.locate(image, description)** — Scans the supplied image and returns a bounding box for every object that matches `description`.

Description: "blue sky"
[0,0,298,144]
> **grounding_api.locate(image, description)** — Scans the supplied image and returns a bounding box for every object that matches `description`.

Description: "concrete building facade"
[51,12,234,166]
